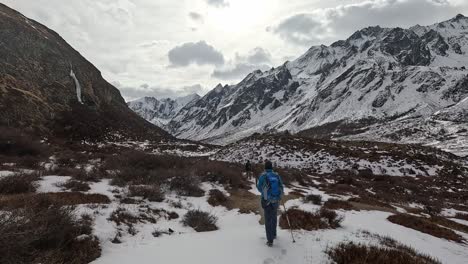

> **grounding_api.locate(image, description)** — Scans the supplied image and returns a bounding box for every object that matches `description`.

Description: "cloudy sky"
[2,0,467,101]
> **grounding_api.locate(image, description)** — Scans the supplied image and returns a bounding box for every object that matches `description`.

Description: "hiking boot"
[267,241,273,247]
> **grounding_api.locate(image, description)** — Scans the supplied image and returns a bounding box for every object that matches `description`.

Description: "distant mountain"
[0,3,169,141]
[166,14,468,155]
[128,94,200,129]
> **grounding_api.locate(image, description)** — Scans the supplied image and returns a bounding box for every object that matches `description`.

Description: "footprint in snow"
[263,258,275,264]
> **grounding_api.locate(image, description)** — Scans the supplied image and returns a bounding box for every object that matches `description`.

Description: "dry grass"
[0,201,100,264]
[207,189,228,207]
[387,214,464,242]
[0,127,50,168]
[324,199,355,210]
[0,173,38,194]
[59,180,91,192]
[429,216,468,234]
[0,192,110,210]
[279,208,343,230]
[182,210,218,232]
[303,194,322,205]
[128,185,165,202]
[454,213,468,221]
[169,175,204,197]
[327,241,441,264]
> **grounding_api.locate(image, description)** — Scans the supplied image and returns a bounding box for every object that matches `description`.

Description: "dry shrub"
[128,185,165,202]
[454,213,468,221]
[52,167,103,183]
[108,207,157,234]
[182,210,218,232]
[429,216,468,234]
[324,199,355,210]
[0,192,110,210]
[0,173,38,194]
[106,151,190,186]
[207,189,228,207]
[195,160,246,189]
[279,208,343,230]
[320,208,344,228]
[0,127,49,161]
[170,175,204,197]
[303,194,322,205]
[0,201,100,264]
[387,214,463,242]
[59,180,90,192]
[327,241,440,264]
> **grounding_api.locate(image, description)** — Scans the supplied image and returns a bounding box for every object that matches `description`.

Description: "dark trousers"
[262,200,279,243]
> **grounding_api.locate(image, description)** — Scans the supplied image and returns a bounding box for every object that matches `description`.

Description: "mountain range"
[131,14,468,156]
[127,94,200,129]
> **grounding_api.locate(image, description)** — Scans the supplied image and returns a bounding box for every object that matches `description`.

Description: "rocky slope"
[128,94,200,129]
[212,133,468,177]
[0,3,169,141]
[167,15,468,155]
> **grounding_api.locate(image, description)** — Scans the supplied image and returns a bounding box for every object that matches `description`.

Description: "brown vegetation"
[128,185,165,202]
[0,199,100,264]
[0,173,38,194]
[303,194,322,205]
[0,127,50,168]
[324,199,355,211]
[279,208,343,230]
[0,192,110,210]
[327,241,440,264]
[387,214,464,242]
[182,210,218,232]
[59,179,91,192]
[207,189,228,207]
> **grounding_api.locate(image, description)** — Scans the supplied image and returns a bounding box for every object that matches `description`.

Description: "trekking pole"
[282,204,296,243]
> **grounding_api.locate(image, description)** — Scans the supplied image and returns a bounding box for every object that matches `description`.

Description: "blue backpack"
[262,171,282,202]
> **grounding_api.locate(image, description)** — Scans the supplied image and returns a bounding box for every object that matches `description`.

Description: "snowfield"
[26,174,468,264]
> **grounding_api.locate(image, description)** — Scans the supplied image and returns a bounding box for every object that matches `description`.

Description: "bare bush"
[454,213,468,221]
[0,202,100,264]
[303,194,322,205]
[279,208,343,230]
[0,127,49,158]
[182,210,218,232]
[0,192,110,210]
[170,175,204,197]
[59,180,90,192]
[320,208,344,228]
[327,241,440,264]
[195,160,245,189]
[207,189,228,207]
[0,173,38,194]
[128,185,165,202]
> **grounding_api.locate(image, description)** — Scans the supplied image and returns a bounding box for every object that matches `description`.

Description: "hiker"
[245,160,252,180]
[257,160,284,247]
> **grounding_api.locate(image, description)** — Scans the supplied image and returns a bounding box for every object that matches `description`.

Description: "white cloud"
[212,47,272,80]
[272,0,467,46]
[206,0,229,8]
[2,0,467,98]
[168,41,225,67]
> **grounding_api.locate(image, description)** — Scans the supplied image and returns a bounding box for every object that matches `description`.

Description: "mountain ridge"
[160,14,468,155]
[0,3,170,141]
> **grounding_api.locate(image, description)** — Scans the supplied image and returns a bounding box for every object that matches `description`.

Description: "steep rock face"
[127,94,200,129]
[0,4,168,140]
[168,14,468,149]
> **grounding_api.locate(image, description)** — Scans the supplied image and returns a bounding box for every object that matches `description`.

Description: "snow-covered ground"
[27,175,468,264]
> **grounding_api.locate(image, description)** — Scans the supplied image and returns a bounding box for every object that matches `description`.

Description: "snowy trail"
[92,210,468,264]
